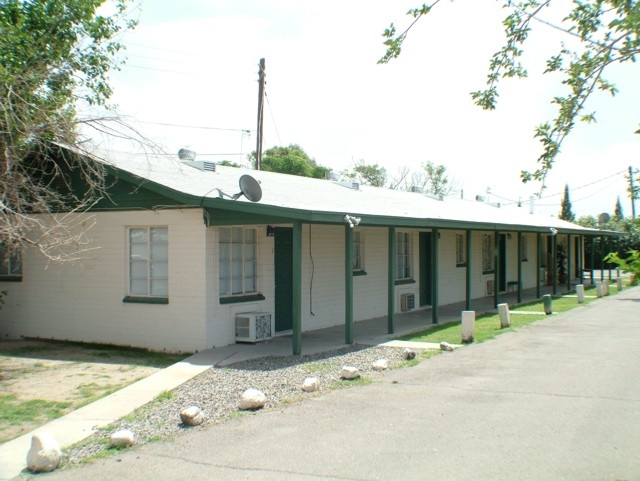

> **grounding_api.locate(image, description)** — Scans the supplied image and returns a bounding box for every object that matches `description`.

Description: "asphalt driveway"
[35,287,640,481]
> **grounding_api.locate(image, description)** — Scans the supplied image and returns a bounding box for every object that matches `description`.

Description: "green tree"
[559,184,576,222]
[380,1,640,187]
[251,144,330,179]
[614,196,624,219]
[1,0,136,259]
[341,160,387,187]
[411,161,459,196]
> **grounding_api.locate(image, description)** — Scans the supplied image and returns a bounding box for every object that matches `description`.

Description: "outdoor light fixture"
[549,227,558,236]
[344,215,361,228]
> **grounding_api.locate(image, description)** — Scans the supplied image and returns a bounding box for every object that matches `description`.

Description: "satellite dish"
[598,212,610,224]
[238,175,262,202]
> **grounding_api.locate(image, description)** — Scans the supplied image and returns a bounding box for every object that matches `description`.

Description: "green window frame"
[0,244,22,281]
[219,227,258,298]
[482,233,494,274]
[352,230,365,274]
[455,233,466,267]
[395,231,412,280]
[127,226,168,299]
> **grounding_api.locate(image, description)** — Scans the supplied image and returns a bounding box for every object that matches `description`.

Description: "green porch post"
[536,232,542,298]
[292,221,302,355]
[432,228,439,324]
[494,231,499,307]
[590,236,595,284]
[607,236,613,280]
[566,234,572,292]
[387,227,396,334]
[465,230,472,311]
[552,234,558,295]
[517,232,523,303]
[600,235,605,281]
[579,235,584,284]
[344,225,354,345]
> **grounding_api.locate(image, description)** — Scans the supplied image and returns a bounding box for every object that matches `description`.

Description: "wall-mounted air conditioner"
[486,279,495,296]
[400,293,415,312]
[235,312,273,343]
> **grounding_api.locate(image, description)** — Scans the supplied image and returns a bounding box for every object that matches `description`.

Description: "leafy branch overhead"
[380,1,640,188]
[0,0,137,259]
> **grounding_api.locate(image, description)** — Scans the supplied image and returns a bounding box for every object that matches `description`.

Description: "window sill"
[353,270,367,277]
[482,271,495,275]
[394,279,416,286]
[220,294,266,305]
[0,276,22,282]
[456,263,467,268]
[123,296,169,304]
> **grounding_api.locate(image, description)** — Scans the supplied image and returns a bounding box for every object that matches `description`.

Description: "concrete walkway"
[33,285,640,481]
[0,284,611,480]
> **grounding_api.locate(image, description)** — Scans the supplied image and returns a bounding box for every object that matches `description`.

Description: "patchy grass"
[303,361,333,374]
[0,395,71,441]
[0,340,188,368]
[402,287,605,345]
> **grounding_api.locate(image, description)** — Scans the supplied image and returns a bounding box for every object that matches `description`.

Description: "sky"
[88,0,640,219]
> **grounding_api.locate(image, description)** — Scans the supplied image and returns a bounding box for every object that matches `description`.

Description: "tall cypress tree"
[614,196,624,219]
[559,184,576,222]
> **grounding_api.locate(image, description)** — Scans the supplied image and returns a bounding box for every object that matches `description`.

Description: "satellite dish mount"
[217,175,262,203]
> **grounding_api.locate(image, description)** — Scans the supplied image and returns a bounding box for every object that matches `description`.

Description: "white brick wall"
[0,209,208,353]
[0,214,560,352]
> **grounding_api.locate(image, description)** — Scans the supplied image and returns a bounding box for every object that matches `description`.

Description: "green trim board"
[123,296,169,304]
[219,294,266,305]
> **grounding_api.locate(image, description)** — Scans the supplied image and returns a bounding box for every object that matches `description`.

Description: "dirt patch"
[0,340,185,443]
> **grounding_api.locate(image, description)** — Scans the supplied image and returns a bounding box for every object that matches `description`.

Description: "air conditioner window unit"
[400,293,415,312]
[235,312,273,343]
[486,279,495,296]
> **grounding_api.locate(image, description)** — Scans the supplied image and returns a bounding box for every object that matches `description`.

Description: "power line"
[137,120,253,133]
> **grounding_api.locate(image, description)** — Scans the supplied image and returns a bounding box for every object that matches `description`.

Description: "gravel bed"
[61,344,425,467]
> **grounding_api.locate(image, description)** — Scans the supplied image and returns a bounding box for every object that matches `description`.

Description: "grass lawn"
[401,285,618,345]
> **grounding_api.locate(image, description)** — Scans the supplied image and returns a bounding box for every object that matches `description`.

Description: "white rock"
[402,348,417,360]
[239,388,267,410]
[440,341,455,352]
[110,429,135,448]
[26,432,61,473]
[340,366,360,379]
[180,406,205,426]
[302,377,320,392]
[372,359,389,371]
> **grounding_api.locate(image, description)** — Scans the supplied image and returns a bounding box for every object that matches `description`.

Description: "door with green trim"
[274,227,293,332]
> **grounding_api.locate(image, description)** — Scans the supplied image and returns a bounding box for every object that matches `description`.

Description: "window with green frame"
[482,233,494,274]
[0,244,22,281]
[219,226,258,297]
[352,230,365,273]
[395,231,412,280]
[128,226,168,298]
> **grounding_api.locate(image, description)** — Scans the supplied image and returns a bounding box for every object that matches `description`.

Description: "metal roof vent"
[182,160,216,172]
[410,185,424,193]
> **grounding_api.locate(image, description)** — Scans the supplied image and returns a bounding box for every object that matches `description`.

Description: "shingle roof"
[92,148,610,236]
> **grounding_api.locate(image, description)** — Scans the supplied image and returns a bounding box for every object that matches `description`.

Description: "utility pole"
[630,166,636,219]
[255,58,265,170]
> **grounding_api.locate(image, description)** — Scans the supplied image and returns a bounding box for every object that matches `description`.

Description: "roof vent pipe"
[178,148,196,161]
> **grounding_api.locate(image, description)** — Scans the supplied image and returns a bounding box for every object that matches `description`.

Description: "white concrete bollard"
[461,311,475,343]
[603,279,610,296]
[576,284,585,304]
[617,277,623,290]
[498,303,510,328]
[595,281,603,298]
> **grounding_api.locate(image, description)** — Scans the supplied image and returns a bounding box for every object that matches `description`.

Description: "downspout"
[465,230,472,311]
